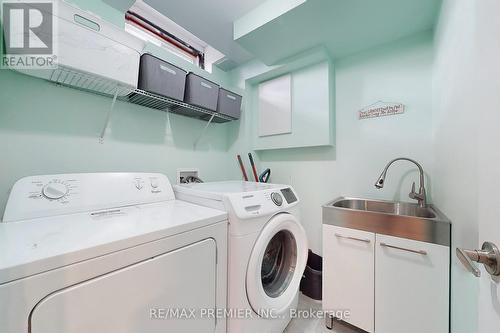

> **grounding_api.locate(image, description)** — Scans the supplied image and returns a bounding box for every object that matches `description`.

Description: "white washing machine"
[174,181,308,333]
[0,173,228,333]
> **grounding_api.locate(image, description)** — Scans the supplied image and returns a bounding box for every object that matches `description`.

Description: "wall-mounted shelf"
[122,90,230,148]
[52,71,234,123]
[50,68,133,97]
[49,68,234,146]
[122,89,233,123]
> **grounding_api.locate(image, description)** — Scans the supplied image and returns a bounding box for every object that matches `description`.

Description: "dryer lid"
[0,200,226,284]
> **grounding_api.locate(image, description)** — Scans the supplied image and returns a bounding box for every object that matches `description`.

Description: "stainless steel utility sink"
[323,197,451,246]
[332,198,437,219]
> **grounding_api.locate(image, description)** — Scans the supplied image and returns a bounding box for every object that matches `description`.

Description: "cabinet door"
[254,61,333,150]
[323,225,375,333]
[375,234,449,333]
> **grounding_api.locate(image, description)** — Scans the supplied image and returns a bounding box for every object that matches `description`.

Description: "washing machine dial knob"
[271,192,283,206]
[42,182,69,200]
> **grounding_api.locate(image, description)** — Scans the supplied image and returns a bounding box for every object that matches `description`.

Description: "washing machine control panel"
[228,186,299,219]
[21,177,80,205]
[280,187,298,204]
[270,192,283,206]
[3,173,175,222]
[42,181,70,200]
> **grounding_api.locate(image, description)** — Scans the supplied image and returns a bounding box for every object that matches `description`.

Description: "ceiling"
[143,0,269,66]
[235,0,442,65]
[105,0,442,69]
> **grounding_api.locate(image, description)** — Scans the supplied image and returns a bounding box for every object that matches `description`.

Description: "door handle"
[456,241,500,277]
[334,233,371,243]
[456,248,482,277]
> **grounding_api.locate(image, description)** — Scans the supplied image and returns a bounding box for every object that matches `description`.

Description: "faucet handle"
[409,182,417,198]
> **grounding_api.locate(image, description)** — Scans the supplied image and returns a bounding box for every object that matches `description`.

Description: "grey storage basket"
[137,54,187,100]
[183,73,220,111]
[217,88,242,119]
[199,87,242,123]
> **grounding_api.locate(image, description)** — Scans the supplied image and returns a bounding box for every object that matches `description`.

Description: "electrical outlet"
[177,168,200,184]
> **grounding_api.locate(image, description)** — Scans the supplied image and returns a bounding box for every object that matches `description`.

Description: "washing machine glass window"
[246,213,308,315]
[261,230,297,298]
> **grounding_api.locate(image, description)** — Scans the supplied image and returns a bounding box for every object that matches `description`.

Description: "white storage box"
[6,0,144,96]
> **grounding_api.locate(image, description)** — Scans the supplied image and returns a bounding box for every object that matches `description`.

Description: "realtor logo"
[1,0,57,69]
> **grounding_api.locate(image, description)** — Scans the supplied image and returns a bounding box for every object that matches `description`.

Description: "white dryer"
[0,173,228,333]
[174,181,308,333]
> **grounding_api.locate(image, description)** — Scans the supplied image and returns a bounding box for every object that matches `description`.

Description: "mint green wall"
[229,32,434,254]
[432,1,478,331]
[433,0,500,332]
[0,69,235,218]
[0,0,240,218]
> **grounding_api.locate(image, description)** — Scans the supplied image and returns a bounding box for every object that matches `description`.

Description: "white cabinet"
[323,227,449,333]
[323,225,375,333]
[252,60,334,150]
[375,234,449,333]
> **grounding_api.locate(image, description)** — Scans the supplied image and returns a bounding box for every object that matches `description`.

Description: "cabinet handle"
[335,233,371,243]
[380,242,427,255]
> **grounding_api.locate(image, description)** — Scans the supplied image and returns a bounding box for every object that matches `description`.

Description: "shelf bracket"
[99,88,119,143]
[193,113,216,149]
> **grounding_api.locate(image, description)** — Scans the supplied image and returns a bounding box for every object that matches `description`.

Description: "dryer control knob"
[42,182,68,200]
[271,192,283,206]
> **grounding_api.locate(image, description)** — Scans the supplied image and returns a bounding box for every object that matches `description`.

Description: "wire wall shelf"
[122,89,233,123]
[51,68,233,122]
[49,67,235,146]
[51,69,132,97]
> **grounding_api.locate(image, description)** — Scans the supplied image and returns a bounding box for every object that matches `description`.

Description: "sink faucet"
[375,157,427,207]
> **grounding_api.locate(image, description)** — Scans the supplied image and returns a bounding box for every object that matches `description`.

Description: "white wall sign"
[359,101,405,120]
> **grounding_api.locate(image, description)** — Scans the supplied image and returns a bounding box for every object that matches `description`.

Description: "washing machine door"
[246,213,308,315]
